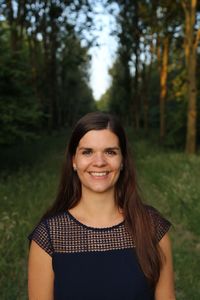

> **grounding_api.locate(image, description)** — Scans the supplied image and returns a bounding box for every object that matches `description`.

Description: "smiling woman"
[28,111,176,300]
[72,129,122,197]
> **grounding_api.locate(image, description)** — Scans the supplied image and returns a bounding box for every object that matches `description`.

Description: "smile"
[89,171,109,177]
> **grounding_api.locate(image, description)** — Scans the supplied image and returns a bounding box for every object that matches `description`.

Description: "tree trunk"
[134,44,140,129]
[156,34,161,73]
[6,0,19,51]
[186,46,197,153]
[183,0,199,154]
[132,1,140,129]
[141,39,153,132]
[159,35,169,142]
[141,62,148,130]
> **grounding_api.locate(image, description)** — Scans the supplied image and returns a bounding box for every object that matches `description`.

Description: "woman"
[28,111,176,300]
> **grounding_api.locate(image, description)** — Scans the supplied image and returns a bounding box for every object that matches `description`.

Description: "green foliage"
[146,61,188,148]
[0,132,199,299]
[58,35,96,125]
[161,47,187,147]
[96,89,110,112]
[107,58,132,123]
[131,134,200,300]
[0,1,96,144]
[105,0,200,151]
[0,26,43,145]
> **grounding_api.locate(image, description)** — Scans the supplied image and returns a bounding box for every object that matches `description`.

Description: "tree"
[0,24,42,144]
[107,57,132,123]
[108,0,200,151]
[182,0,200,154]
[0,0,96,144]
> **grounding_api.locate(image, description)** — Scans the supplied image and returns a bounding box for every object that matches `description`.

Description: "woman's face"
[73,129,123,196]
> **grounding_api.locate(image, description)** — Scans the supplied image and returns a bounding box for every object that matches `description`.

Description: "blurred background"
[0,0,200,299]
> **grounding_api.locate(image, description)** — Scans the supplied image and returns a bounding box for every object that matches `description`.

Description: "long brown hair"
[42,111,162,286]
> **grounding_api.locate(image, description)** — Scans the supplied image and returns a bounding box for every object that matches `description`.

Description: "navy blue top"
[29,207,171,300]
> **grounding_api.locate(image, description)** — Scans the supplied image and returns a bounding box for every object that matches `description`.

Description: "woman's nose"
[93,152,106,166]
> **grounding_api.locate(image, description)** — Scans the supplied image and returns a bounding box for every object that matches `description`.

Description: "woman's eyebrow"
[104,147,120,151]
[78,147,92,151]
[78,146,120,151]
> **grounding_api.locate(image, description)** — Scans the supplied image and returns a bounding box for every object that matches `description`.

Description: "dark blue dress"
[29,207,171,300]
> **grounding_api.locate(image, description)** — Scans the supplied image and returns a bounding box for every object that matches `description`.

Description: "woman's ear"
[72,157,77,171]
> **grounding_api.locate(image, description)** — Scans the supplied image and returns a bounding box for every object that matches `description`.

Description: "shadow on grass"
[0,129,69,178]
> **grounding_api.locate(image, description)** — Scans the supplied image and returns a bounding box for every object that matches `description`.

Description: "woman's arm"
[155,233,176,300]
[28,241,54,300]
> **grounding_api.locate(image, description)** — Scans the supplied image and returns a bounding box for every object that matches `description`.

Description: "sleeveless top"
[28,206,171,300]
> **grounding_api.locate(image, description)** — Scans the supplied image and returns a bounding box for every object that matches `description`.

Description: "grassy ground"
[0,131,199,299]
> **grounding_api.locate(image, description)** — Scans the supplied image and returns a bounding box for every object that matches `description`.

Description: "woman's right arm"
[28,241,54,300]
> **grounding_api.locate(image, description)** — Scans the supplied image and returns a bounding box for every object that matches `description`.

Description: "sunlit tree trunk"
[159,35,169,142]
[182,0,200,154]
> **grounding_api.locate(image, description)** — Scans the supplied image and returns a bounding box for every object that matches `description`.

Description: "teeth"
[90,172,108,177]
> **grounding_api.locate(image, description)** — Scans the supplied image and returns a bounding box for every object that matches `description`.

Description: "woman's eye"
[106,150,116,156]
[82,150,92,156]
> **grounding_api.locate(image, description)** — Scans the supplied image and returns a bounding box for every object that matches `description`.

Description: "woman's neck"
[69,190,123,227]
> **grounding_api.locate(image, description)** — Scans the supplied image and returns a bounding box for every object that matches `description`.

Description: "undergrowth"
[0,130,199,299]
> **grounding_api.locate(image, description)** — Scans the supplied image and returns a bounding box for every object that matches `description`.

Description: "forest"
[0,0,199,152]
[0,0,200,299]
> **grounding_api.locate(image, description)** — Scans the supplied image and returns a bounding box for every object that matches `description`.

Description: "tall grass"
[0,133,66,300]
[133,139,200,299]
[0,131,199,299]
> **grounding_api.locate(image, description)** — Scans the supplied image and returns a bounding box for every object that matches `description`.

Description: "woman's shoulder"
[145,205,172,242]
[30,211,68,230]
[28,211,69,256]
[43,211,69,225]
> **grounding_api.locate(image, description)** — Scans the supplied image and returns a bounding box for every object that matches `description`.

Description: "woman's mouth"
[89,171,110,177]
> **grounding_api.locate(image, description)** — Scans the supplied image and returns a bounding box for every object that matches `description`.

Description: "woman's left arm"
[155,233,176,300]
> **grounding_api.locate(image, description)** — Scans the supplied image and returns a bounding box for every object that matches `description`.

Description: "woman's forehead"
[78,129,120,148]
